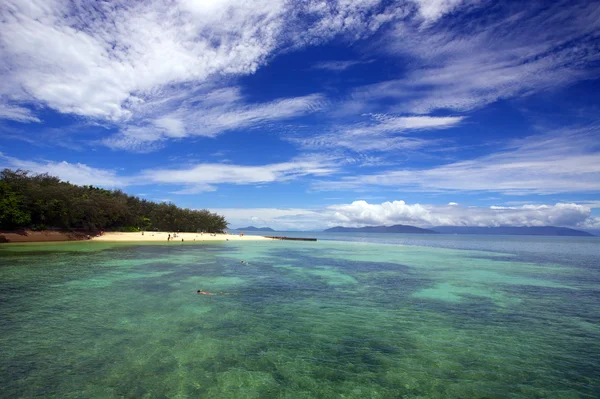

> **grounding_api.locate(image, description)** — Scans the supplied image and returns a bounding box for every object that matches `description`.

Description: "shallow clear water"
[1,236,599,398]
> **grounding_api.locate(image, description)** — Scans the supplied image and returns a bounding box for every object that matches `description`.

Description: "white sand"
[92,231,270,242]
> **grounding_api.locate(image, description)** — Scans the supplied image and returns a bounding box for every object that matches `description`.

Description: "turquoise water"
[1,236,599,398]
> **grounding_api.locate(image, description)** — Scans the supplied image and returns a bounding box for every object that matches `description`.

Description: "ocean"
[1,234,599,398]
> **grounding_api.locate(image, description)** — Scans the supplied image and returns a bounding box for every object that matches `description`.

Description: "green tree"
[0,169,228,232]
[0,181,31,229]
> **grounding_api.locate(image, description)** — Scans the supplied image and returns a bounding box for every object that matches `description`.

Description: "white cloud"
[0,0,293,120]
[353,1,600,113]
[0,0,404,142]
[0,152,340,191]
[2,151,344,194]
[217,200,600,230]
[138,154,340,192]
[102,88,326,150]
[312,127,600,194]
[312,60,371,71]
[0,152,126,187]
[101,126,167,153]
[295,133,430,153]
[154,117,186,138]
[344,114,463,135]
[297,1,407,45]
[327,200,596,228]
[0,104,41,123]
[410,0,473,23]
[292,114,462,152]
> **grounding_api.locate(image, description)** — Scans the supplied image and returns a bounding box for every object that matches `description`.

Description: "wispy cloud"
[312,127,600,194]
[344,114,464,135]
[409,0,478,23]
[139,154,340,193]
[292,114,462,153]
[0,151,341,192]
[0,0,402,144]
[102,88,327,151]
[0,0,293,121]
[0,152,126,187]
[312,59,372,71]
[350,1,600,114]
[0,104,41,123]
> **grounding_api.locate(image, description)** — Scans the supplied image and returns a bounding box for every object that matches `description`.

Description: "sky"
[1,0,599,231]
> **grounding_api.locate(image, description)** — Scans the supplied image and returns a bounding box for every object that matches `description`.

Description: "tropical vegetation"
[0,169,227,232]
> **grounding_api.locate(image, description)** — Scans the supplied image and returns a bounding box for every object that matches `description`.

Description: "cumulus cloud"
[217,200,600,231]
[312,127,600,194]
[328,200,597,228]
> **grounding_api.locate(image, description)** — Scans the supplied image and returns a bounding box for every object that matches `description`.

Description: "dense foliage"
[0,169,228,232]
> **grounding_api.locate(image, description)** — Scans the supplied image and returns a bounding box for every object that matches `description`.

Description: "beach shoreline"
[93,231,268,242]
[0,230,268,243]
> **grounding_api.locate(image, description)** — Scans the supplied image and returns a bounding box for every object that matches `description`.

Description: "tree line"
[0,169,228,232]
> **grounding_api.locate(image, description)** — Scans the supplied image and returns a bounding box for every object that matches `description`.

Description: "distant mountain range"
[233,226,275,232]
[431,226,594,236]
[324,225,438,234]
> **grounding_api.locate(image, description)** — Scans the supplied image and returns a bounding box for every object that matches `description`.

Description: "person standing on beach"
[168,234,171,241]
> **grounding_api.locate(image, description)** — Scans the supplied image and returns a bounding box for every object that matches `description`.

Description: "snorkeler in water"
[197,290,212,295]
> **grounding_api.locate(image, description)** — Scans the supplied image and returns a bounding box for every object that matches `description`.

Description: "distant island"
[234,226,276,232]
[432,226,594,236]
[324,224,438,234]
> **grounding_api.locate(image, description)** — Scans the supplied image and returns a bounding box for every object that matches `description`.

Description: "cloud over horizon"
[2,148,598,230]
[216,200,600,231]
[328,200,599,229]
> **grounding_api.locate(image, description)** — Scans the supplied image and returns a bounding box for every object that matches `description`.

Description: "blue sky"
[1,0,599,230]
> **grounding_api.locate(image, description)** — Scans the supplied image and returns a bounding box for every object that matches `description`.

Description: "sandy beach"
[92,231,269,242]
[0,230,269,243]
